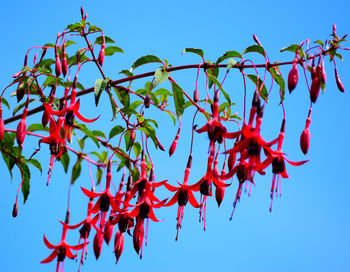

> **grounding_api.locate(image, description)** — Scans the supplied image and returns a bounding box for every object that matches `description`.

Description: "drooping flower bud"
[320,60,327,84]
[288,63,299,93]
[93,231,104,260]
[61,44,68,77]
[300,111,311,155]
[103,217,114,245]
[169,123,181,157]
[98,43,105,67]
[12,202,18,217]
[334,67,345,92]
[0,107,4,141]
[253,34,262,46]
[155,136,165,151]
[300,127,310,155]
[215,186,225,207]
[193,89,199,103]
[16,109,28,148]
[16,82,26,102]
[130,129,136,144]
[114,230,124,263]
[144,94,151,108]
[80,6,84,18]
[310,75,320,103]
[55,52,62,77]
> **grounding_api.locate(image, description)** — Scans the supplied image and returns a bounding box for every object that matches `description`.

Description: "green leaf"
[94,36,116,45]
[280,44,306,59]
[61,152,70,173]
[88,25,102,32]
[65,40,77,47]
[108,92,119,121]
[131,167,140,184]
[243,45,266,57]
[269,67,285,103]
[206,73,231,104]
[114,147,129,171]
[13,99,36,116]
[314,40,324,47]
[171,81,185,119]
[207,65,219,89]
[92,130,106,138]
[2,97,10,110]
[139,125,158,149]
[124,130,131,151]
[109,125,124,139]
[216,50,242,64]
[247,74,268,102]
[25,158,42,174]
[77,124,99,148]
[133,142,141,157]
[119,70,133,77]
[19,162,30,203]
[70,157,82,185]
[78,138,85,150]
[27,123,49,132]
[67,22,82,32]
[131,55,162,71]
[227,59,237,71]
[94,78,108,106]
[96,167,103,185]
[113,87,130,107]
[182,48,204,58]
[154,68,170,87]
[154,88,172,96]
[165,109,177,125]
[105,46,124,56]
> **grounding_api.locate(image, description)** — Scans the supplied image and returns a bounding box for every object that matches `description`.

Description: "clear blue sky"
[1,1,350,272]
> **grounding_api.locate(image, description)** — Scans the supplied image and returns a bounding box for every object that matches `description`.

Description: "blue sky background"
[1,1,350,272]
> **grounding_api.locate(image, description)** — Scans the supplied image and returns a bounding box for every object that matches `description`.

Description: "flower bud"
[42,110,50,128]
[61,45,68,77]
[144,94,151,108]
[12,203,18,217]
[98,44,105,67]
[300,127,310,155]
[288,64,299,93]
[130,130,136,144]
[155,136,165,151]
[55,53,62,77]
[310,76,320,103]
[93,231,104,260]
[215,186,225,207]
[0,108,4,141]
[16,83,26,102]
[193,89,199,103]
[103,218,114,245]
[16,115,27,148]
[321,61,327,84]
[253,34,262,46]
[335,68,345,92]
[227,151,236,171]
[114,230,124,263]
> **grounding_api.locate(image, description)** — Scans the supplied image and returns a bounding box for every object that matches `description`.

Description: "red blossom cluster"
[0,7,348,272]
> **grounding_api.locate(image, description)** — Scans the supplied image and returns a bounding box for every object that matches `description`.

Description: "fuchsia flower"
[81,161,121,214]
[163,156,200,240]
[258,119,308,211]
[41,225,85,272]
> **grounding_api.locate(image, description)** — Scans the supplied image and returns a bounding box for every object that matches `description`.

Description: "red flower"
[41,226,85,271]
[258,119,308,211]
[163,156,200,240]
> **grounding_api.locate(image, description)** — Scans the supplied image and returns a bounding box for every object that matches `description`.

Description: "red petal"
[164,182,179,192]
[75,110,100,123]
[81,187,103,198]
[195,123,209,133]
[188,190,200,208]
[152,179,168,188]
[285,157,309,166]
[65,247,76,259]
[58,219,84,230]
[40,250,58,263]
[149,207,162,222]
[43,235,56,249]
[163,191,180,207]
